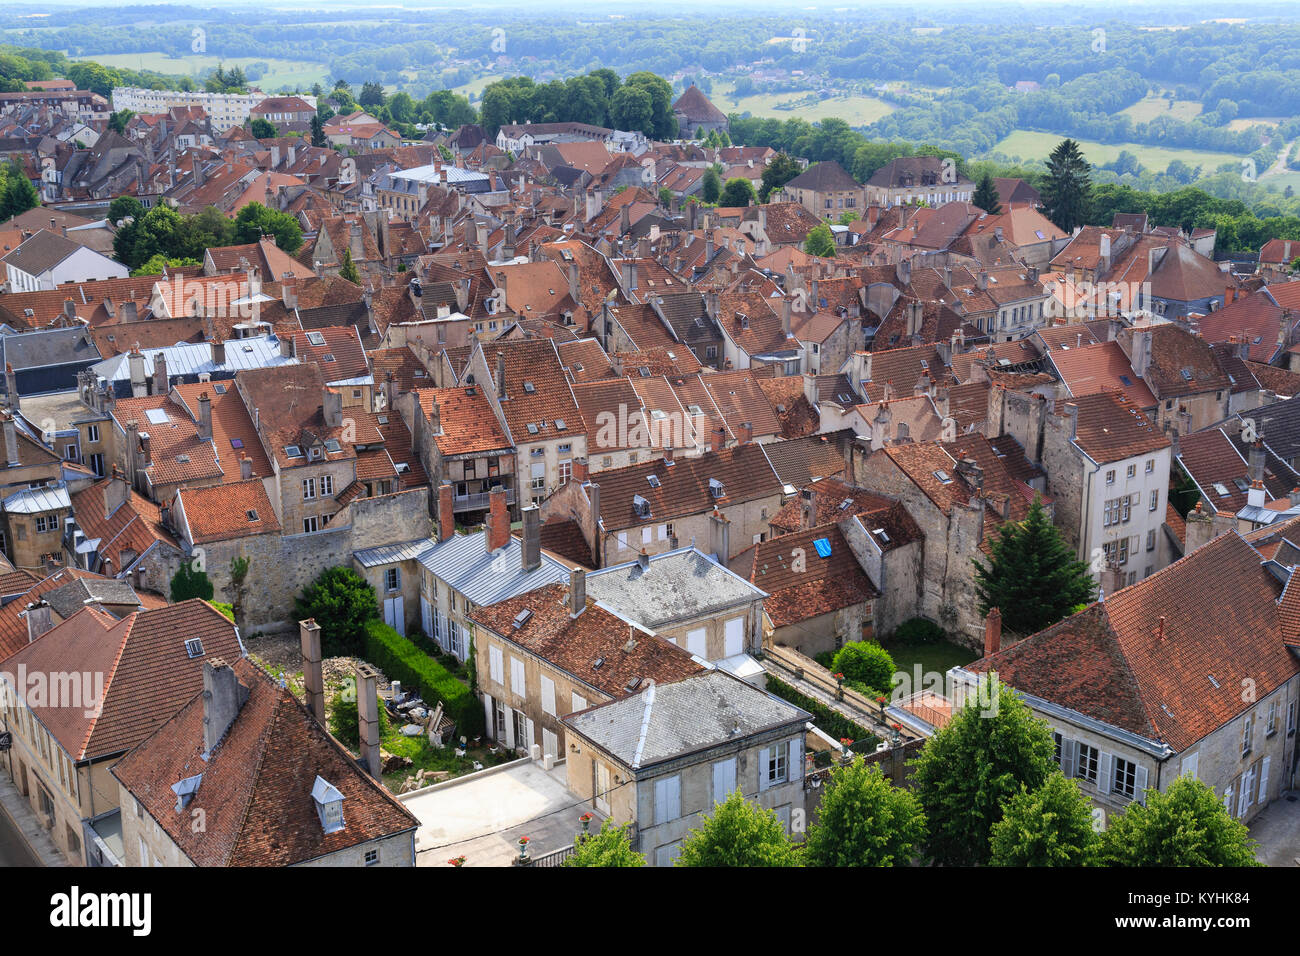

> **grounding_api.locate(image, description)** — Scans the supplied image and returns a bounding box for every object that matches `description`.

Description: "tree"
[910,677,1056,866]
[1096,776,1262,866]
[759,152,802,202]
[226,556,251,633]
[700,166,722,204]
[130,254,200,276]
[1042,138,1092,233]
[232,201,303,254]
[989,772,1098,866]
[107,195,144,226]
[170,559,215,603]
[358,81,386,110]
[719,177,756,207]
[309,112,327,148]
[563,820,646,867]
[248,117,278,139]
[1,166,39,221]
[338,247,361,284]
[675,791,800,867]
[294,566,378,656]
[804,223,836,257]
[830,641,895,695]
[107,109,134,135]
[972,172,1002,215]
[972,496,1095,637]
[803,759,927,866]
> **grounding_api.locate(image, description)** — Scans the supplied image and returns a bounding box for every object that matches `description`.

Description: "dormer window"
[647,475,661,489]
[172,772,203,811]
[632,494,651,519]
[309,446,323,461]
[312,776,346,834]
[709,478,724,498]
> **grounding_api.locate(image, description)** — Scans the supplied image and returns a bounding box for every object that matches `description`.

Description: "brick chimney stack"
[197,391,212,441]
[521,504,541,572]
[355,662,382,778]
[569,567,586,617]
[438,481,455,542]
[202,658,249,757]
[300,618,324,724]
[983,607,1002,658]
[486,485,510,552]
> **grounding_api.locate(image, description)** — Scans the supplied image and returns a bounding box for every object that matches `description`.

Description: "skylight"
[325,439,342,453]
[247,509,259,521]
[230,438,243,449]
[145,408,169,425]
[647,475,661,489]
[285,445,303,457]
[306,331,326,346]
[184,638,205,659]
[512,609,533,629]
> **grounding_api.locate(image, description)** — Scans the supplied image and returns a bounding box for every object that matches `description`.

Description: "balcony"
[452,486,516,513]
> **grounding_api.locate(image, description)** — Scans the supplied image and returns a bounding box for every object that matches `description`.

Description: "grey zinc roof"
[563,669,810,769]
[418,530,570,606]
[1,326,102,371]
[353,538,435,568]
[90,334,297,382]
[2,484,71,514]
[586,546,766,628]
[43,578,142,618]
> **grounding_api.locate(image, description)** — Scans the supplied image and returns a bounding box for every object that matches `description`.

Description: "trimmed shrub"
[765,675,879,748]
[831,641,896,695]
[362,619,484,737]
[892,617,946,645]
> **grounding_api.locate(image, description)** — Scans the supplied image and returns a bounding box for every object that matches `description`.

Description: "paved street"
[1250,791,1300,866]
[0,799,39,867]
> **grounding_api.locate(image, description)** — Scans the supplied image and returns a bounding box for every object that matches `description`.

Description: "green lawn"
[990,129,1244,174]
[71,51,329,92]
[1120,94,1202,124]
[879,637,978,686]
[714,81,894,126]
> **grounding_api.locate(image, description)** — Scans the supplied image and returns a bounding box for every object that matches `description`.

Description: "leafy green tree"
[107,109,135,135]
[972,496,1095,637]
[700,166,722,204]
[358,81,386,110]
[676,791,800,867]
[294,566,378,657]
[972,172,1002,215]
[170,560,215,603]
[107,195,144,226]
[719,177,756,207]
[804,222,836,257]
[113,203,183,270]
[248,117,278,139]
[989,772,1098,866]
[130,254,200,277]
[610,85,654,139]
[830,641,895,695]
[910,677,1057,866]
[1,166,39,221]
[563,820,646,867]
[759,152,802,202]
[1097,776,1262,866]
[804,759,927,866]
[658,187,673,207]
[338,247,361,284]
[232,201,303,253]
[310,112,327,148]
[1042,138,1093,233]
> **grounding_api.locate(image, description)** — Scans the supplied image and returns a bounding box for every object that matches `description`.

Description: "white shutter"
[1181,751,1198,780]
[572,692,587,713]
[654,775,681,825]
[503,706,515,749]
[1258,756,1270,804]
[724,617,745,657]
[712,757,737,804]
[489,645,503,684]
[1223,785,1234,814]
[1061,738,1077,779]
[789,736,803,782]
[1133,764,1148,804]
[542,728,558,759]
[758,746,771,792]
[483,694,494,740]
[541,676,556,716]
[686,628,707,658]
[510,656,525,695]
[524,717,535,749]
[1097,752,1113,794]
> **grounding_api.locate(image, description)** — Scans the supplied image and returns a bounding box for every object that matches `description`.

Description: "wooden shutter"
[724,617,745,656]
[1133,763,1148,804]
[758,746,771,791]
[541,675,556,716]
[789,736,803,782]
[483,694,494,740]
[572,692,587,713]
[503,706,515,749]
[1061,738,1077,778]
[1097,752,1113,794]
[686,628,707,658]
[1258,756,1270,805]
[654,775,681,824]
[1181,751,1198,780]
[712,757,736,804]
[542,728,558,759]
[524,717,535,749]
[510,656,525,695]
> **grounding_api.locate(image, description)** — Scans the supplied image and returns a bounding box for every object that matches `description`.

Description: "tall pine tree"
[972,172,1002,215]
[1042,139,1092,233]
[972,496,1095,637]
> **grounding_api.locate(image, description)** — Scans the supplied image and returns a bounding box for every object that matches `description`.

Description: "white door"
[594,761,611,814]
[542,728,558,759]
[383,596,405,635]
[724,617,745,656]
[686,627,707,658]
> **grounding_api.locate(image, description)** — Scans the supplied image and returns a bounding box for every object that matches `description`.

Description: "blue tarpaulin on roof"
[813,537,831,558]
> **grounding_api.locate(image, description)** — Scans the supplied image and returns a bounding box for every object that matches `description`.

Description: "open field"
[1120,94,1202,123]
[714,81,894,126]
[991,129,1244,174]
[69,51,329,91]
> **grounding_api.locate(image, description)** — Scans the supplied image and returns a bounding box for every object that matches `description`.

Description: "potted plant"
[579,812,593,836]
[447,855,466,867]
[517,835,531,863]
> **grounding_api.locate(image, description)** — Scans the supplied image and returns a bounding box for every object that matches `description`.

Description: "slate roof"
[1,229,90,274]
[782,160,859,194]
[562,669,809,770]
[585,546,766,628]
[418,531,570,607]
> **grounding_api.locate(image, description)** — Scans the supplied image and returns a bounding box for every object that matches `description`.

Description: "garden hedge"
[362,619,484,737]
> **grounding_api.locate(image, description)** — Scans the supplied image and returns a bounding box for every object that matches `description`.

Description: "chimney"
[300,618,325,724]
[1248,440,1265,484]
[128,349,147,396]
[710,425,727,453]
[738,421,753,445]
[438,482,455,542]
[355,662,382,778]
[587,481,601,567]
[323,388,342,427]
[24,600,53,644]
[782,297,792,337]
[569,567,586,616]
[709,509,731,567]
[983,607,1002,658]
[211,338,226,366]
[3,417,17,467]
[801,489,816,531]
[197,392,212,441]
[202,658,249,757]
[621,259,637,294]
[637,548,650,571]
[521,504,541,572]
[1248,479,1266,510]
[152,352,168,395]
[572,457,589,483]
[239,455,252,480]
[104,469,129,518]
[496,350,507,400]
[486,485,509,552]
[281,273,299,310]
[3,364,16,411]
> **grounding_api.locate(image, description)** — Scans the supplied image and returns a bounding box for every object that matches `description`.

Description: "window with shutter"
[1181,751,1198,780]
[541,676,556,716]
[510,656,525,696]
[712,757,737,805]
[572,692,587,713]
[654,775,681,825]
[1096,752,1113,794]
[489,645,504,684]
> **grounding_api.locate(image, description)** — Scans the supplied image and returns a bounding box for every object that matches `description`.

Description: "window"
[1266,700,1278,736]
[303,516,319,534]
[1146,529,1156,552]
[489,645,504,685]
[1242,715,1253,756]
[705,346,717,360]
[1145,459,1154,474]
[766,741,789,786]
[1105,470,1115,485]
[302,478,316,500]
[1149,489,1159,512]
[1053,732,1063,766]
[572,692,587,712]
[654,775,682,825]
[510,656,525,696]
[541,675,556,716]
[90,453,104,477]
[1075,743,1099,783]
[35,515,51,534]
[319,475,333,496]
[1112,757,1138,798]
[712,757,737,805]
[185,638,205,658]
[1287,699,1297,736]
[87,424,100,444]
[1126,464,1136,479]
[364,848,379,866]
[384,568,400,592]
[530,462,545,491]
[558,460,572,485]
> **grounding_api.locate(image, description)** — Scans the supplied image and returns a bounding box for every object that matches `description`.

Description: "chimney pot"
[983,607,1002,658]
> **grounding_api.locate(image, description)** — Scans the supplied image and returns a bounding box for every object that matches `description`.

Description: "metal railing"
[523,843,575,867]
